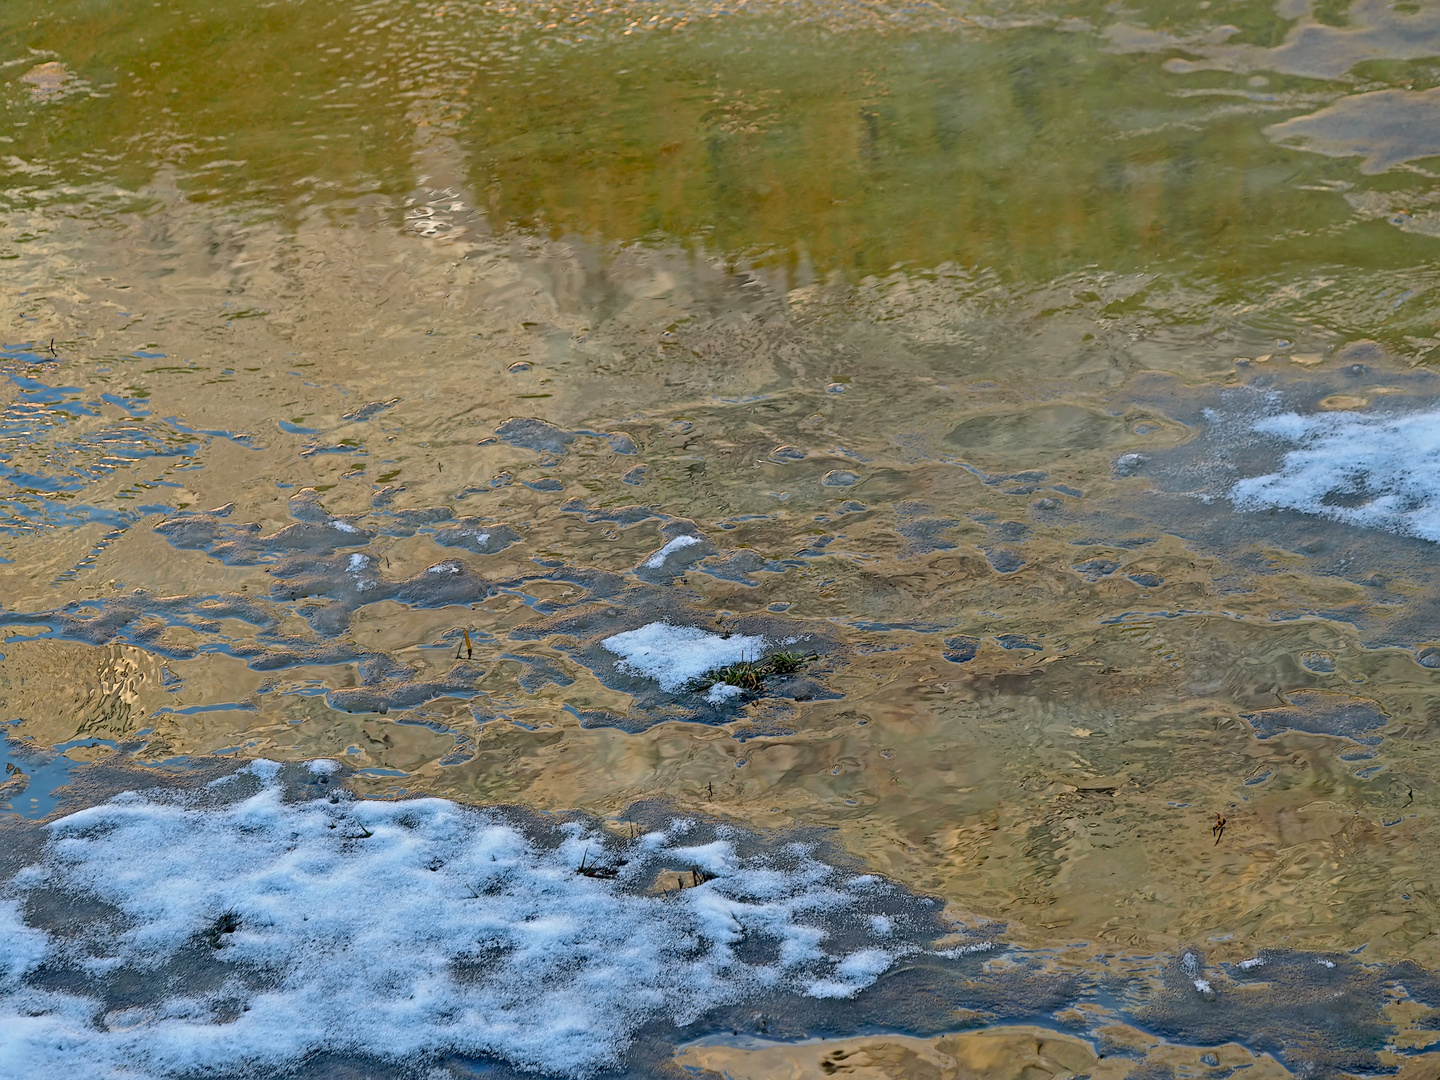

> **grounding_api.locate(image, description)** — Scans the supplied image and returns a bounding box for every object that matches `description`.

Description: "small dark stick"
[1212,812,1226,846]
[47,338,57,357]
[707,781,713,801]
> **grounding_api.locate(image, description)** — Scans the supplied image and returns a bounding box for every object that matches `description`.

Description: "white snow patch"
[1230,407,1440,541]
[836,948,894,980]
[1180,952,1214,995]
[1237,956,1265,971]
[0,901,47,983]
[346,552,375,591]
[805,951,897,1000]
[602,622,767,692]
[706,682,744,704]
[427,562,461,573]
[935,941,996,958]
[0,764,909,1079]
[332,521,360,534]
[642,534,702,568]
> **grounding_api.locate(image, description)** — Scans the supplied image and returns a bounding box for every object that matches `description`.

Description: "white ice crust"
[642,534,702,568]
[344,551,377,592]
[601,621,767,691]
[0,764,904,1079]
[706,682,745,704]
[1230,407,1440,540]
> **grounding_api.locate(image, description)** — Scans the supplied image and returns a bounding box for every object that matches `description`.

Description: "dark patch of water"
[1241,689,1388,743]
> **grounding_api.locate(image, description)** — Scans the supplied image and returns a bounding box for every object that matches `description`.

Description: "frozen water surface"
[602,622,769,692]
[0,761,1004,1078]
[1231,406,1440,540]
[4,0,1440,1071]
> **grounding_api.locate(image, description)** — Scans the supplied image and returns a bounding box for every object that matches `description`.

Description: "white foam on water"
[1229,407,1440,541]
[642,535,702,568]
[601,622,768,691]
[0,764,908,1079]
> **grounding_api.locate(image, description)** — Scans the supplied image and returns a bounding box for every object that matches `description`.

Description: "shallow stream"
[4,0,1440,1075]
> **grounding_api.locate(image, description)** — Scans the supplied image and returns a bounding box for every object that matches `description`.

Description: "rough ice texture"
[942,636,980,664]
[634,525,713,583]
[1230,407,1440,541]
[1133,946,1440,1077]
[605,432,638,455]
[1072,558,1120,581]
[560,500,659,526]
[327,659,485,714]
[494,417,575,455]
[269,554,491,633]
[342,398,398,422]
[1265,87,1440,174]
[697,550,789,586]
[642,535,702,568]
[602,622,768,692]
[154,512,373,565]
[0,764,920,1079]
[154,489,375,565]
[706,682,745,704]
[432,519,522,555]
[1241,689,1388,743]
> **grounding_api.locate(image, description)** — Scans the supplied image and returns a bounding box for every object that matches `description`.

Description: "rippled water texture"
[4,0,1440,1075]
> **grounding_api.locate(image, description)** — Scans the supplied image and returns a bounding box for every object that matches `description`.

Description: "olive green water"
[5,0,1440,1072]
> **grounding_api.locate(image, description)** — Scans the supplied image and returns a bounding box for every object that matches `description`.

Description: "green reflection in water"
[3,0,1438,300]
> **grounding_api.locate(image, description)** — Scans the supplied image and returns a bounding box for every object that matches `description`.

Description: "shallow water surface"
[4,0,1440,1075]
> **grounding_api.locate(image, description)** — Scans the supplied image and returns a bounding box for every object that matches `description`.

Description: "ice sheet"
[1230,407,1440,541]
[0,763,910,1079]
[601,622,768,691]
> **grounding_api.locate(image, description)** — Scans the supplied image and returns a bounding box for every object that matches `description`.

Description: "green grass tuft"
[684,649,817,696]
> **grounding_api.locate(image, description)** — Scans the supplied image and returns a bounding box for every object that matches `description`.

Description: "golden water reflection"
[4,0,1440,1069]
